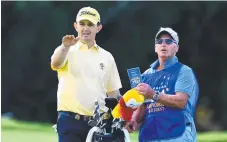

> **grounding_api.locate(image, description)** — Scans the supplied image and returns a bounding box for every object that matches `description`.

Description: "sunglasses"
[155,39,177,45]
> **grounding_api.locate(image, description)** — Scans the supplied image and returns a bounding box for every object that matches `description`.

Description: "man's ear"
[154,46,157,53]
[175,45,179,53]
[73,22,78,32]
[97,24,102,33]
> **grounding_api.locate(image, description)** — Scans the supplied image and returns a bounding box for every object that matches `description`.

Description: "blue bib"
[139,62,185,141]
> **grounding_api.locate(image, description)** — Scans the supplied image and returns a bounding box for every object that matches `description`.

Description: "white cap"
[155,27,179,45]
[76,6,100,24]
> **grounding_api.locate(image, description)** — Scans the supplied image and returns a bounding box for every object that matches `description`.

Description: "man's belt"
[58,111,92,121]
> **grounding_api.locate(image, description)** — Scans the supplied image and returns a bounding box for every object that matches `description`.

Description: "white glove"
[52,124,57,133]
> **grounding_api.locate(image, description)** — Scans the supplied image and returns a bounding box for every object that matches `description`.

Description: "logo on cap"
[79,11,96,17]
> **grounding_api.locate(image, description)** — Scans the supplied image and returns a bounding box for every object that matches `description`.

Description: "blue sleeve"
[175,66,196,97]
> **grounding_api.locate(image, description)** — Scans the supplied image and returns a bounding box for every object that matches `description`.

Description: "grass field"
[1,118,227,142]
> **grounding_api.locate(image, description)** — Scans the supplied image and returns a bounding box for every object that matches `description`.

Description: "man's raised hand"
[62,35,79,48]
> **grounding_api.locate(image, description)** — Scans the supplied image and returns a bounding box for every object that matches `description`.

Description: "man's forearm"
[131,104,146,123]
[51,45,70,69]
[157,93,187,109]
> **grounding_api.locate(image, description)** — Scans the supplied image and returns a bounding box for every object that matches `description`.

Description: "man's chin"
[80,38,92,43]
[159,55,170,60]
[159,54,168,58]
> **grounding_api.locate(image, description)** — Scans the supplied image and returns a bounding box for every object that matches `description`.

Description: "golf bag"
[86,98,131,142]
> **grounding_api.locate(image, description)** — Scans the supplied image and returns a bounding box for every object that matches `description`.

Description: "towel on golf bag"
[112,89,144,121]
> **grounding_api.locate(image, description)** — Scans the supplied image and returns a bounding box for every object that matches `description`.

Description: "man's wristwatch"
[153,92,160,101]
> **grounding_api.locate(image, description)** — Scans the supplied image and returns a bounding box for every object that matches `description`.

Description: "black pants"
[57,111,92,142]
